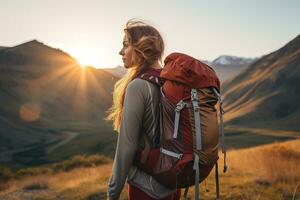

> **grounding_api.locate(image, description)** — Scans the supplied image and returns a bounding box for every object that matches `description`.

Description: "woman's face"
[119,35,136,68]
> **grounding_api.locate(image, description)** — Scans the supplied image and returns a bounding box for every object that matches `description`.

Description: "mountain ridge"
[0,39,77,69]
[223,34,300,131]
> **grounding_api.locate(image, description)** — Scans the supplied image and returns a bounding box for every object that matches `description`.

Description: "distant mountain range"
[203,55,259,82]
[223,35,300,131]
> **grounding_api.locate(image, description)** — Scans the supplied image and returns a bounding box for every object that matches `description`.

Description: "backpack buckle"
[191,89,200,112]
[191,89,198,101]
[175,100,186,112]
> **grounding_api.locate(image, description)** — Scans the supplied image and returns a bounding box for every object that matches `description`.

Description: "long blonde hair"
[106,19,165,132]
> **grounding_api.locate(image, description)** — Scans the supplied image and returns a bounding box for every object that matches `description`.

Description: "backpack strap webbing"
[160,147,183,159]
[173,100,188,138]
[193,154,200,200]
[138,68,163,87]
[212,88,228,173]
[191,89,202,151]
[191,89,201,200]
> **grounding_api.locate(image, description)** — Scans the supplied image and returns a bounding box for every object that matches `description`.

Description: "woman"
[106,20,181,200]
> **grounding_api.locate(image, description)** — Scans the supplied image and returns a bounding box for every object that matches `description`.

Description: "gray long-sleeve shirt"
[107,78,176,200]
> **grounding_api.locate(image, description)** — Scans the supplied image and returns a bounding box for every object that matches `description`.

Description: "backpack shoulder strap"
[137,68,163,87]
[137,68,163,147]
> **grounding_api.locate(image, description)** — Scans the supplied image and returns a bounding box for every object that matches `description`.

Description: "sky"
[1,0,299,68]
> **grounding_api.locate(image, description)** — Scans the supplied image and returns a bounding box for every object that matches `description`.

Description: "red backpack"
[135,52,227,200]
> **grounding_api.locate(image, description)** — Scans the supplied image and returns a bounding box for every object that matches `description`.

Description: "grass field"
[1,138,299,200]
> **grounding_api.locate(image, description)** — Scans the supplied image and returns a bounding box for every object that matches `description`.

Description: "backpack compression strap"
[191,88,202,200]
[173,100,188,138]
[177,89,202,200]
[212,87,227,200]
[212,88,227,173]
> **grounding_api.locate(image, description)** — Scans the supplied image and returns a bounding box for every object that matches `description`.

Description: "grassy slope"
[46,124,117,162]
[222,35,300,131]
[224,125,300,149]
[1,139,299,200]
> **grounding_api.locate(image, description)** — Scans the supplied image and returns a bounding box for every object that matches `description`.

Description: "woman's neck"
[150,61,162,69]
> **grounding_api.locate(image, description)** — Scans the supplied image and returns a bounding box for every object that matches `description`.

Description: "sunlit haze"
[1,0,299,68]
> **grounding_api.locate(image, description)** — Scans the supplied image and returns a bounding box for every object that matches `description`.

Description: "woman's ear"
[132,50,143,66]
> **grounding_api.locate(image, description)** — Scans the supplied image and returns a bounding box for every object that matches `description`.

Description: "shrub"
[16,167,53,179]
[0,166,13,182]
[23,180,49,190]
[52,154,111,173]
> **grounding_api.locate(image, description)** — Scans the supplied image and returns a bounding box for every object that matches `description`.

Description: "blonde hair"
[106,19,165,132]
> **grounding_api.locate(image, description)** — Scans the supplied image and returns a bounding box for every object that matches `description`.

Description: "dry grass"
[206,139,300,200]
[1,139,300,200]
[177,139,300,200]
[0,163,128,200]
[229,140,300,183]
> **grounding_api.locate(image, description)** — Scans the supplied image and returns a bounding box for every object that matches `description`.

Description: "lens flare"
[19,103,41,122]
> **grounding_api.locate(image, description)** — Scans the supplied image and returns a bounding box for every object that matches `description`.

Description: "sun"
[71,48,100,68]
[76,53,93,67]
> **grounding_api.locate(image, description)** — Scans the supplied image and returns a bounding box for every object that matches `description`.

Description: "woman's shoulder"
[127,78,159,100]
[127,78,149,91]
[125,79,150,102]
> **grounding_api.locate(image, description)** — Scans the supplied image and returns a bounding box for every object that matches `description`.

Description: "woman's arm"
[107,79,145,200]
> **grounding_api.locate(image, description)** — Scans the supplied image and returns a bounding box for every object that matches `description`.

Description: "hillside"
[0,40,118,168]
[1,139,299,200]
[223,35,300,132]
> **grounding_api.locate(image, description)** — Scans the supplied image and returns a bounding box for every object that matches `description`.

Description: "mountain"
[0,40,118,167]
[212,55,255,66]
[0,46,7,50]
[104,65,127,77]
[223,35,300,131]
[0,40,75,67]
[203,55,258,82]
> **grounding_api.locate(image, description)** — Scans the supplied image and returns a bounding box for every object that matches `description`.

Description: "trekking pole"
[215,162,220,200]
